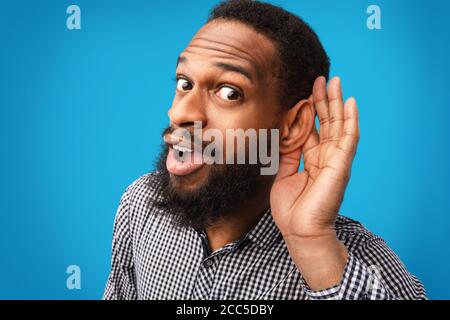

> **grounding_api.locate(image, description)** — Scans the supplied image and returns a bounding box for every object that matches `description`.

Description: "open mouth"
[172,144,193,162]
[164,134,205,176]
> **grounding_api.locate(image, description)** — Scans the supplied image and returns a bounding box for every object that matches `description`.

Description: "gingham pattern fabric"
[103,173,426,300]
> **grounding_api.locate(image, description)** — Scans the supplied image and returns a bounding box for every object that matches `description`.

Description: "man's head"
[209,0,330,108]
[156,0,329,229]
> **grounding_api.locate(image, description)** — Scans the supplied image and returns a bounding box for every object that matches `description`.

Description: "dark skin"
[168,19,360,290]
[169,19,281,248]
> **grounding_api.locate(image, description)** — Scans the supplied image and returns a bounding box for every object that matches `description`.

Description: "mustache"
[161,125,215,151]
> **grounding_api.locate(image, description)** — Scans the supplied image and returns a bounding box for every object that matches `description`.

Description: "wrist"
[283,232,345,258]
[283,233,349,291]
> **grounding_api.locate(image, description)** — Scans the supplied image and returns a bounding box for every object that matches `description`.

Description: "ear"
[279,97,315,154]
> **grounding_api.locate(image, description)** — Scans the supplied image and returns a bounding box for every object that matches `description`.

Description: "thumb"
[275,148,302,182]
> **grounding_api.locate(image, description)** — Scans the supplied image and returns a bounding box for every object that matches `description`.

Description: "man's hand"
[270,76,360,291]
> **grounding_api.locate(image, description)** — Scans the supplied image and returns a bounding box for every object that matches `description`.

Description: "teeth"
[173,144,192,153]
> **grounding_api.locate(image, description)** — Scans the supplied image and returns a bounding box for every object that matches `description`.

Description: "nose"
[168,90,207,129]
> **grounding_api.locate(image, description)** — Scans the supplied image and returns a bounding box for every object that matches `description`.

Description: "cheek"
[204,107,279,162]
[207,104,277,131]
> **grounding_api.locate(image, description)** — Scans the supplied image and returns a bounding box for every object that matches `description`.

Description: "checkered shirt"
[103,173,426,300]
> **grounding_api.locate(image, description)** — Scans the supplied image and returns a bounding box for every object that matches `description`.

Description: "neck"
[205,180,273,252]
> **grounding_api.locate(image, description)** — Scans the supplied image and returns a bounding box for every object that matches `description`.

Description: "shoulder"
[335,215,427,299]
[116,171,167,226]
[335,215,385,252]
[121,171,164,207]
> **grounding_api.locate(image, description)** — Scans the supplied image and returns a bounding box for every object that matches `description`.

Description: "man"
[103,0,426,299]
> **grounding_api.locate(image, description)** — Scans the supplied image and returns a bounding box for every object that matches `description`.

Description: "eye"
[176,78,193,92]
[216,86,242,101]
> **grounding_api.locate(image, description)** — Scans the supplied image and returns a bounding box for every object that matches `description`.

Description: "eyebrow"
[213,62,253,82]
[176,55,254,82]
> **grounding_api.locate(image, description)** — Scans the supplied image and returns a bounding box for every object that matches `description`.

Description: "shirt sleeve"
[102,186,138,300]
[300,238,427,300]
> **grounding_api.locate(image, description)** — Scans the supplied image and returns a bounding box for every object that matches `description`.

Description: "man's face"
[164,19,281,193]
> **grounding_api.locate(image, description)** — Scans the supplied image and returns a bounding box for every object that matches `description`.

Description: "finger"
[338,97,359,156]
[312,76,329,141]
[302,125,320,155]
[302,127,320,174]
[328,77,344,140]
[275,148,302,181]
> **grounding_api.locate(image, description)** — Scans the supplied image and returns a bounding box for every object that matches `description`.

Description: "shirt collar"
[194,207,281,253]
[245,208,282,249]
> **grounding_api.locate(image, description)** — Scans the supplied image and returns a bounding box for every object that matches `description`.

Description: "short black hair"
[208,0,330,108]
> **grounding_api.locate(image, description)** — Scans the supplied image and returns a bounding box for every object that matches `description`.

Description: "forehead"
[180,19,277,81]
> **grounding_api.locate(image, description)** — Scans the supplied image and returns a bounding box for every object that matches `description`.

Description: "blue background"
[0,0,448,299]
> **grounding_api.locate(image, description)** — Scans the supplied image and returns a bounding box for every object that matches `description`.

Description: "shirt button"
[204,259,214,268]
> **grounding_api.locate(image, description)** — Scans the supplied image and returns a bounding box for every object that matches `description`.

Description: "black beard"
[153,144,265,230]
